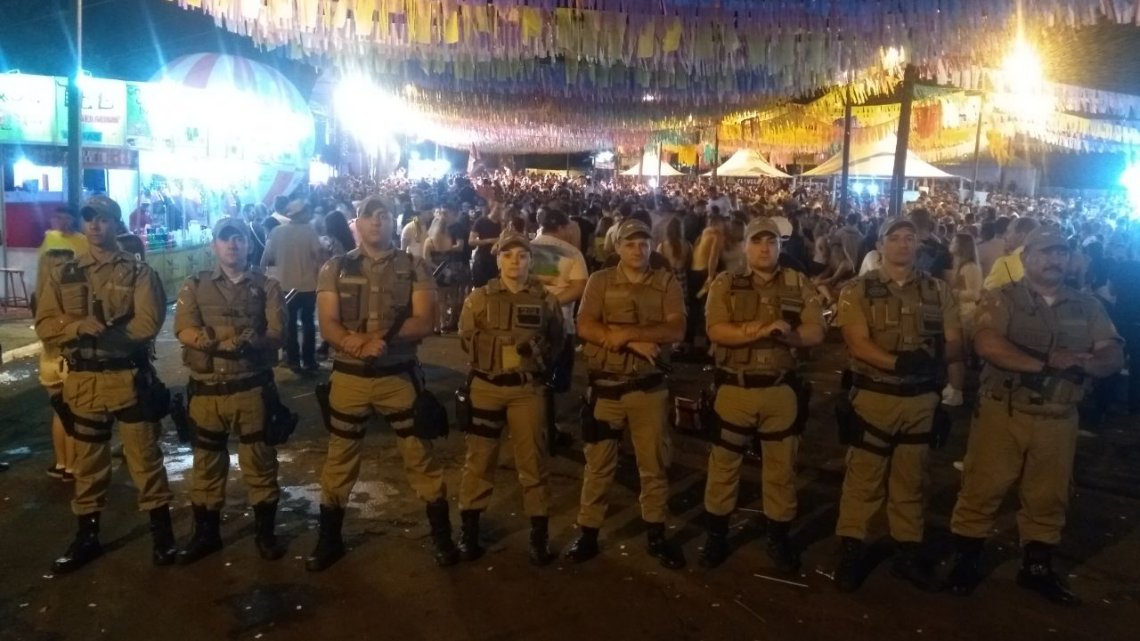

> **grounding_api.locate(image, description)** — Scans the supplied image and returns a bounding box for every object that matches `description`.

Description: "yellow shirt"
[38,230,89,256]
[983,246,1023,291]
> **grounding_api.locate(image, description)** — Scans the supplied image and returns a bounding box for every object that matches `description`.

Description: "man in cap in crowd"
[34,195,177,572]
[261,198,324,373]
[455,231,565,565]
[832,217,962,592]
[699,218,826,572]
[944,227,1123,605]
[306,196,459,571]
[173,218,289,564]
[565,219,688,569]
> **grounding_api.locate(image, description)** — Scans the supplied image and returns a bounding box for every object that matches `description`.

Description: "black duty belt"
[333,359,416,379]
[714,369,790,389]
[851,373,938,397]
[589,373,666,400]
[472,370,538,387]
[187,371,273,396]
[67,356,146,372]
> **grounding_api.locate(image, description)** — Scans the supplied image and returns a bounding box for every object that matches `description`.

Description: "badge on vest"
[865,281,890,299]
[514,304,542,328]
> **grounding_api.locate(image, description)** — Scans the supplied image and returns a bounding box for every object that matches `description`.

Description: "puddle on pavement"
[0,369,33,385]
[164,447,240,482]
[282,480,399,519]
[3,446,32,456]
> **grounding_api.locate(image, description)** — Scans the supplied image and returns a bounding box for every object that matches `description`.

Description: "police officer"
[832,218,962,592]
[700,218,826,571]
[34,196,177,572]
[945,227,1123,605]
[173,218,288,564]
[565,219,687,569]
[306,196,458,571]
[456,232,565,565]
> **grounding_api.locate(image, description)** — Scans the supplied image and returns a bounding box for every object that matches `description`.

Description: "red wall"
[3,200,63,248]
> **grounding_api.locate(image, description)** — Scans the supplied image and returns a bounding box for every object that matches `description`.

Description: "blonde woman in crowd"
[943,232,983,408]
[423,207,463,332]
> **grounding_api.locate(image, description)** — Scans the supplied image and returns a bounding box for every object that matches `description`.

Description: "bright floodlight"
[648,178,659,189]
[335,76,419,150]
[1120,163,1140,215]
[866,182,880,197]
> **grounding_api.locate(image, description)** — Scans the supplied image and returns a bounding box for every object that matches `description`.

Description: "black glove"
[893,350,939,377]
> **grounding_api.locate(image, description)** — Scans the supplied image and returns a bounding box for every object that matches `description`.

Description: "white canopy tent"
[704,148,791,178]
[621,150,685,177]
[803,135,955,179]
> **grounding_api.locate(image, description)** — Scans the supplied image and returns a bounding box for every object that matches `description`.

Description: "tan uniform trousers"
[577,386,672,529]
[835,389,937,543]
[705,384,799,522]
[459,377,550,516]
[64,370,173,516]
[320,370,445,507]
[188,386,280,510]
[951,396,1078,545]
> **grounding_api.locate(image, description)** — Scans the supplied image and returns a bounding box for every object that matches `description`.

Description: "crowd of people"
[26,168,1139,611]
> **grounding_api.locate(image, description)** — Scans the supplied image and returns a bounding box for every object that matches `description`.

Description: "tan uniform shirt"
[578,265,685,376]
[459,278,566,374]
[173,267,287,381]
[316,247,436,367]
[705,267,825,336]
[35,250,166,359]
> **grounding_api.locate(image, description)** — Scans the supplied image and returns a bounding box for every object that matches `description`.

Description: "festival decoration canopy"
[165,0,1129,154]
[803,135,955,179]
[621,151,683,177]
[704,149,790,179]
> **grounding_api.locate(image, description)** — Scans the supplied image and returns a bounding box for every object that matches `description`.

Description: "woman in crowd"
[658,216,691,301]
[943,232,982,407]
[424,207,464,332]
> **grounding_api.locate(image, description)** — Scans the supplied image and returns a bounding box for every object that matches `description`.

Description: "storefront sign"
[0,74,56,143]
[55,76,128,146]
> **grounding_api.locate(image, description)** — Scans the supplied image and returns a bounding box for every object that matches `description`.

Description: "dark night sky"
[0,0,319,94]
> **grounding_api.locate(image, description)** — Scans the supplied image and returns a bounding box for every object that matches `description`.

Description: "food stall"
[1,54,314,300]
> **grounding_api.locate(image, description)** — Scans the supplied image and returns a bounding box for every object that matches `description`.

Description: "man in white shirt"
[400,204,432,257]
[532,207,590,444]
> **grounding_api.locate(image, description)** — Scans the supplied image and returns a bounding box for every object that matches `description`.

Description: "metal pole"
[565,153,570,177]
[839,85,853,218]
[638,146,644,179]
[971,93,985,201]
[889,64,917,218]
[712,129,719,183]
[0,146,7,270]
[656,143,663,182]
[67,0,84,210]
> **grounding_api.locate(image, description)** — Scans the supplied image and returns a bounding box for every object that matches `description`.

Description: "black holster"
[315,382,332,431]
[49,393,75,437]
[262,382,298,446]
[135,366,171,422]
[791,377,813,435]
[454,380,472,432]
[411,368,449,440]
[835,392,861,446]
[579,387,603,443]
[930,405,952,451]
[169,391,192,444]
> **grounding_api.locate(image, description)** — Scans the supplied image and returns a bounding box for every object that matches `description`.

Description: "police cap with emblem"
[212,217,249,240]
[1022,227,1069,253]
[744,217,781,240]
[79,196,123,223]
[615,219,652,241]
[492,232,531,254]
[879,217,917,239]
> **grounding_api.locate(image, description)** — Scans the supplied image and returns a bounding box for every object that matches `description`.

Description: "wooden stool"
[0,268,30,311]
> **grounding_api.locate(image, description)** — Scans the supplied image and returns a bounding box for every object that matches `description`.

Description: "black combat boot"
[177,504,223,565]
[52,513,103,574]
[149,505,178,566]
[426,499,460,567]
[457,509,485,563]
[528,516,556,566]
[646,522,686,570]
[834,537,864,593]
[1016,542,1080,606]
[890,541,940,592]
[253,501,286,561]
[944,535,986,596]
[305,504,346,572]
[698,512,729,569]
[563,526,600,563]
[765,519,800,574]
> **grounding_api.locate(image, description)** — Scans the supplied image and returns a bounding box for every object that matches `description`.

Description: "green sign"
[0,74,56,143]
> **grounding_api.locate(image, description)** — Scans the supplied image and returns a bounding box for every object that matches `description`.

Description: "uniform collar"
[1017,279,1077,306]
[743,265,782,284]
[352,246,397,263]
[614,263,652,284]
[874,267,920,286]
[210,266,252,284]
[76,249,130,268]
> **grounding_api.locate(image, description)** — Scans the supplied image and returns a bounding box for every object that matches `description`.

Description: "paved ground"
[0,314,1138,641]
[0,310,37,364]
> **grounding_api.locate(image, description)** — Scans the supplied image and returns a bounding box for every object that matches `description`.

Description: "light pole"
[67,0,84,211]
